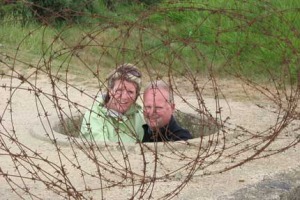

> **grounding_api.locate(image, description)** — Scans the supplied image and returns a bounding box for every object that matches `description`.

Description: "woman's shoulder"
[126,103,143,114]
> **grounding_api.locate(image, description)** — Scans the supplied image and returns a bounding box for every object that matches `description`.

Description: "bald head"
[143,80,175,129]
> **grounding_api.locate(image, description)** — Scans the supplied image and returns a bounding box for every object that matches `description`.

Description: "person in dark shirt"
[142,80,192,142]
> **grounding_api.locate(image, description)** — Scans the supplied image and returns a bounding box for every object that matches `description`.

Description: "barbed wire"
[1,1,300,199]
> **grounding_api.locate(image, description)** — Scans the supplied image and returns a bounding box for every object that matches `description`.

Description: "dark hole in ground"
[53,110,219,139]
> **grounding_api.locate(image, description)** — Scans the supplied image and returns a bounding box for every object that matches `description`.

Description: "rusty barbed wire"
[1,1,300,199]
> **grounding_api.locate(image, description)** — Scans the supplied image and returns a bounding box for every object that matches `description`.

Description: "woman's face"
[106,79,138,114]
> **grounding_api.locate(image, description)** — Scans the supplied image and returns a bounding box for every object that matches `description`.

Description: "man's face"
[107,79,137,114]
[143,88,175,129]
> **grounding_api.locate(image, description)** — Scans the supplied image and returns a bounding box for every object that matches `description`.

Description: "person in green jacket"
[80,63,145,143]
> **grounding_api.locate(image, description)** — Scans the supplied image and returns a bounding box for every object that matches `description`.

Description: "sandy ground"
[0,75,300,200]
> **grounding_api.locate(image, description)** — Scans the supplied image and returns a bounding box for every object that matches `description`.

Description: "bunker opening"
[53,110,220,140]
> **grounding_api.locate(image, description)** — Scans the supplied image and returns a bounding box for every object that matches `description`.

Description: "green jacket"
[80,97,145,143]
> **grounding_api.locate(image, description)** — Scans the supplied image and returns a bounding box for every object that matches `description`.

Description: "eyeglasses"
[116,66,142,78]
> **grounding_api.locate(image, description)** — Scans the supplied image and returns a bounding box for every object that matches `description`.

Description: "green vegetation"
[1,0,300,83]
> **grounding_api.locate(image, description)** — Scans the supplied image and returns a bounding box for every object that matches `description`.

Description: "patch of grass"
[1,0,299,83]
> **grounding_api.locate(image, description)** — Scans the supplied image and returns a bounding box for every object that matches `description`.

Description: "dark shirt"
[142,115,192,142]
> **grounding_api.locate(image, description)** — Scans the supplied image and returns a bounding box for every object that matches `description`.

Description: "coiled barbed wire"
[1,1,300,199]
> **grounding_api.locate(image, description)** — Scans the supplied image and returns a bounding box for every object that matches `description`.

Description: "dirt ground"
[0,73,300,200]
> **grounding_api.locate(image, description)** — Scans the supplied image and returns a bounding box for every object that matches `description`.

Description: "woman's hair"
[104,63,142,103]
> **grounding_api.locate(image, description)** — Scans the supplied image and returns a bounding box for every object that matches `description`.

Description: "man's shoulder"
[169,116,193,140]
